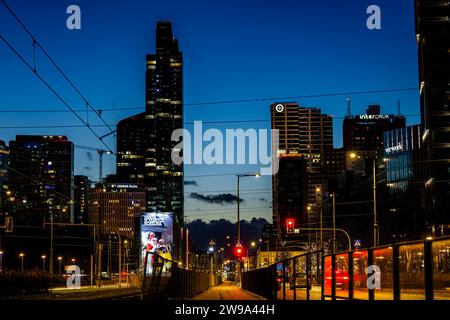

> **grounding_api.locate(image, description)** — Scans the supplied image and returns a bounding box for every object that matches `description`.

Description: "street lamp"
[58,256,63,275]
[71,258,76,264]
[19,253,25,272]
[350,152,379,247]
[41,255,47,272]
[236,173,260,284]
[0,250,3,272]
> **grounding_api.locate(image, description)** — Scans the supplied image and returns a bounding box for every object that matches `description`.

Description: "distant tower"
[397,100,401,115]
[347,97,352,117]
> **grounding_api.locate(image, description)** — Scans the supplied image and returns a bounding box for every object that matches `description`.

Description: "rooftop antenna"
[397,100,401,115]
[346,96,352,117]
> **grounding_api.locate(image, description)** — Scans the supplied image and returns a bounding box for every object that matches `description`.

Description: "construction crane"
[75,145,113,182]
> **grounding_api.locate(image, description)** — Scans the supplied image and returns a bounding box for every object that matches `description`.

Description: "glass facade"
[383,125,424,241]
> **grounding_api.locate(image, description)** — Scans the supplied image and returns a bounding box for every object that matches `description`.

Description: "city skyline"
[0,0,421,223]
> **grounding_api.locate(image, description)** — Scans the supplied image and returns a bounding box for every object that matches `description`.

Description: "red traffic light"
[233,244,245,258]
[286,218,295,233]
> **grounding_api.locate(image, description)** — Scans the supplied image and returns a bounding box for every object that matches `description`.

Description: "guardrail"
[242,236,450,300]
[141,252,221,300]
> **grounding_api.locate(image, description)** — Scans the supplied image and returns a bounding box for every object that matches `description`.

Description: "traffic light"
[286,218,295,233]
[5,216,13,233]
[233,243,245,258]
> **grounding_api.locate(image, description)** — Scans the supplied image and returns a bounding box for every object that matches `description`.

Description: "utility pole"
[118,234,122,288]
[373,158,379,247]
[332,192,336,254]
[48,198,54,275]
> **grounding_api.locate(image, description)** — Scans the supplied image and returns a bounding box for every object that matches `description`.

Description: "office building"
[74,175,90,224]
[0,140,8,189]
[415,0,450,233]
[271,102,333,234]
[8,135,74,225]
[383,125,425,240]
[272,154,308,235]
[89,183,146,239]
[116,21,183,223]
[343,105,406,158]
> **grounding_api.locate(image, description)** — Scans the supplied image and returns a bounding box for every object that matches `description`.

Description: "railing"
[141,252,221,300]
[323,236,450,300]
[242,250,323,300]
[242,236,450,300]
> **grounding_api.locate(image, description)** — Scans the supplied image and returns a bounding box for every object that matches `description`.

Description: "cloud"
[190,192,243,205]
[184,180,198,186]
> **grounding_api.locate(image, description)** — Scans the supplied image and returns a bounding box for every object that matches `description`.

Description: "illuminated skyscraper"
[415,0,450,233]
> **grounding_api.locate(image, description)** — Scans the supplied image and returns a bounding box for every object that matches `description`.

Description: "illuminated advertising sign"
[385,143,404,154]
[140,212,173,274]
[359,114,391,120]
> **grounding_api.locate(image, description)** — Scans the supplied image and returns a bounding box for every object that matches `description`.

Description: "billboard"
[140,212,174,274]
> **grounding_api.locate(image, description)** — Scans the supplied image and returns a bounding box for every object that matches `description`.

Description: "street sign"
[294,228,300,234]
[353,239,362,249]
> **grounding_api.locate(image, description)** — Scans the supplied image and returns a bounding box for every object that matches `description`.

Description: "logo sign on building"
[353,239,362,249]
[140,212,173,274]
[385,143,404,154]
[359,114,391,120]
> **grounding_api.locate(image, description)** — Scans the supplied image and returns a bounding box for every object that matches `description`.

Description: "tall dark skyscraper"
[117,22,183,240]
[271,103,333,235]
[8,135,74,225]
[415,0,450,233]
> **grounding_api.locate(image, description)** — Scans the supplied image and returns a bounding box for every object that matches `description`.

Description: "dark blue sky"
[0,0,420,222]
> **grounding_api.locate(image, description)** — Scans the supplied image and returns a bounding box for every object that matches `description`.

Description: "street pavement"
[192,281,263,300]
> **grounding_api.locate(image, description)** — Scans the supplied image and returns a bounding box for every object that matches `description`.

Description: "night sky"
[0,0,419,223]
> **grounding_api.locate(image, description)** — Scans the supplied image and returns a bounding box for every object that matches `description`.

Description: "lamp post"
[0,251,3,272]
[46,198,54,275]
[236,173,260,284]
[19,253,25,272]
[58,256,63,275]
[350,152,379,247]
[41,255,46,272]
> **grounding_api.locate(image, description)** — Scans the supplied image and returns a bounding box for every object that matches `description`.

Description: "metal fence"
[323,236,450,300]
[242,236,450,300]
[141,252,221,300]
[242,250,323,300]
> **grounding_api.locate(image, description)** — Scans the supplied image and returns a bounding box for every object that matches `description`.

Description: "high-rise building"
[8,135,74,225]
[343,105,406,158]
[415,0,450,233]
[89,183,146,239]
[116,22,184,262]
[383,125,425,240]
[271,103,333,235]
[0,140,8,188]
[74,175,89,224]
[0,140,9,224]
[272,155,308,236]
[117,21,183,223]
[271,103,333,158]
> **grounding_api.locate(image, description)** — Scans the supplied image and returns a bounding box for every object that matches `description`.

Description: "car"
[100,272,111,280]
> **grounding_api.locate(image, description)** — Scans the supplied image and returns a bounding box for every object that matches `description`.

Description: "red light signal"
[286,218,295,233]
[233,243,245,258]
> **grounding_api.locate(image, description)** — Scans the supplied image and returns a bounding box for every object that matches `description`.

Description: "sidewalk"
[192,281,263,300]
